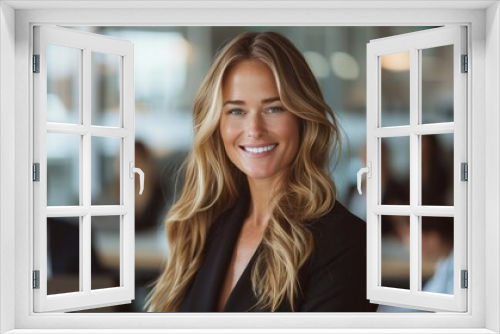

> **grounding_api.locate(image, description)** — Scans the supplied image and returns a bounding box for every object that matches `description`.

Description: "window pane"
[91,216,121,290]
[47,133,80,206]
[92,52,121,127]
[421,45,454,124]
[47,44,80,124]
[421,133,454,206]
[381,215,410,290]
[47,217,80,295]
[91,136,121,205]
[381,51,410,127]
[381,136,410,205]
[421,216,454,295]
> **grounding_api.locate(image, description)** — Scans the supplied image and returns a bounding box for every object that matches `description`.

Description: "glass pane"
[91,136,121,205]
[92,52,121,127]
[421,134,454,206]
[381,215,410,289]
[421,216,454,295]
[47,44,81,124]
[421,45,454,124]
[381,137,410,205]
[47,217,80,295]
[47,133,80,206]
[91,216,121,290]
[381,51,410,127]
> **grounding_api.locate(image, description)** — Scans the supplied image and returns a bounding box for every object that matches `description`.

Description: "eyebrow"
[223,97,281,107]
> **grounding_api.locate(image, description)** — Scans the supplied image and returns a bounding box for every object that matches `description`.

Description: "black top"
[178,189,377,312]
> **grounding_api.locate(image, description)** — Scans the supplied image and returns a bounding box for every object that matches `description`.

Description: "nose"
[246,113,267,139]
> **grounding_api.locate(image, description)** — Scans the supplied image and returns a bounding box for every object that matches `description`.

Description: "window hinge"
[33,163,40,182]
[461,270,468,289]
[33,54,40,73]
[461,54,468,73]
[461,162,468,181]
[33,270,40,289]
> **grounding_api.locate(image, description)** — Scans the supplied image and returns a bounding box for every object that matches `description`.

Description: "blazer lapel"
[222,243,261,312]
[179,189,251,312]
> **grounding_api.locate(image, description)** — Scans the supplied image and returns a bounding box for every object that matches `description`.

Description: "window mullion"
[412,123,454,135]
[81,215,91,294]
[409,47,420,294]
[373,205,411,215]
[45,123,130,138]
[82,47,92,294]
[372,126,411,137]
[411,206,455,217]
[372,123,454,138]
[45,206,128,217]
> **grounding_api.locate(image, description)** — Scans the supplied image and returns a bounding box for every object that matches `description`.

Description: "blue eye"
[229,108,244,116]
[267,106,284,114]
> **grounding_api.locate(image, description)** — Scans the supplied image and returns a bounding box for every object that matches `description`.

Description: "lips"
[240,144,277,154]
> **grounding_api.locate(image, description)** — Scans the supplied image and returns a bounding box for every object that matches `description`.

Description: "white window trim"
[0,1,498,333]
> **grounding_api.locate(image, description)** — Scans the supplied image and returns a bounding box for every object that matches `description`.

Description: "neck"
[246,176,283,227]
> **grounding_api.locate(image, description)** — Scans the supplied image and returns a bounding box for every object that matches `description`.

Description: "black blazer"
[179,189,377,312]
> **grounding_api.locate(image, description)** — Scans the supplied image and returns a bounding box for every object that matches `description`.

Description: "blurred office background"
[45,26,454,312]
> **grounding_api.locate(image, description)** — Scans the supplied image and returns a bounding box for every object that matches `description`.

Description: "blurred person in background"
[95,140,167,231]
[133,141,167,232]
[345,141,409,221]
[378,135,454,312]
[147,31,377,312]
[89,141,169,311]
[377,216,454,312]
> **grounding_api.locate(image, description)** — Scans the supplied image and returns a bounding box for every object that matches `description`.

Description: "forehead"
[222,60,279,100]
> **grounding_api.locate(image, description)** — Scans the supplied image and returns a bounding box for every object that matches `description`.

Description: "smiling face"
[220,60,300,186]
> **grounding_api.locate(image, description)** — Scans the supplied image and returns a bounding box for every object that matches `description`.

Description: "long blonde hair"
[147,31,341,312]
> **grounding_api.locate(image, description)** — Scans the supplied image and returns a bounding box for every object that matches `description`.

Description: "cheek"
[220,118,238,148]
[279,117,300,151]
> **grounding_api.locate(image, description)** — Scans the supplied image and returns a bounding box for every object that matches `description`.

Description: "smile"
[241,144,277,154]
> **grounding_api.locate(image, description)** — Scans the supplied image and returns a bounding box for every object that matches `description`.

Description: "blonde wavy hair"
[147,31,341,312]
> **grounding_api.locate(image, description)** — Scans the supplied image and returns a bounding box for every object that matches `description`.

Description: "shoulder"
[305,200,367,270]
[206,192,251,242]
[297,201,376,312]
[309,200,366,245]
[205,207,234,242]
[319,200,366,226]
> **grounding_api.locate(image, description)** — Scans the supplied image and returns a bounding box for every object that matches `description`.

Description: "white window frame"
[1,1,499,333]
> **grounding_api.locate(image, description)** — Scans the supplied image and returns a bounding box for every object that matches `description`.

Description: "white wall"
[0,2,16,333]
[2,3,499,332]
[486,2,500,333]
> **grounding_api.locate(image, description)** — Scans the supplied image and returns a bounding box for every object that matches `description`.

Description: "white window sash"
[32,25,135,313]
[366,26,467,312]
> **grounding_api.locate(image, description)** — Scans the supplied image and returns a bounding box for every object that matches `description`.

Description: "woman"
[148,31,375,312]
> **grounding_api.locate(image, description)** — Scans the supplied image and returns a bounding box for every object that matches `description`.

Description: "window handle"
[357,162,371,195]
[129,162,145,195]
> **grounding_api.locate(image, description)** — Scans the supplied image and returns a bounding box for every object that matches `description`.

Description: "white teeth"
[244,144,276,153]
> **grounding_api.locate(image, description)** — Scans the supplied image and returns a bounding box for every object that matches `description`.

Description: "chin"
[245,173,273,180]
[243,168,282,182]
